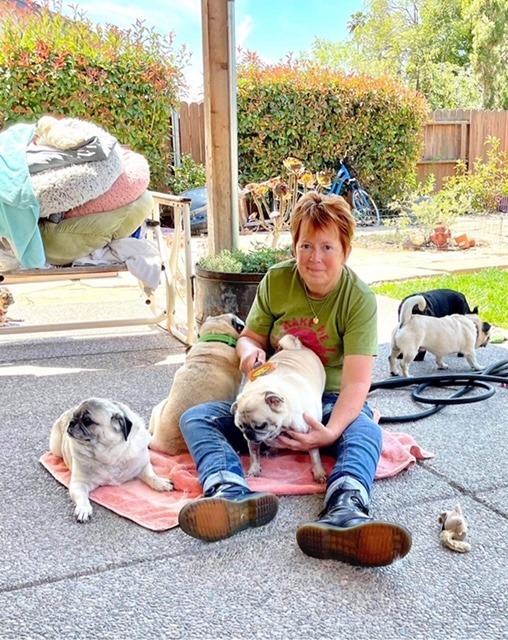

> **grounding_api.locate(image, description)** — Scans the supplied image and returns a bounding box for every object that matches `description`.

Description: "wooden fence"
[417,109,508,189]
[178,101,205,166]
[177,104,508,190]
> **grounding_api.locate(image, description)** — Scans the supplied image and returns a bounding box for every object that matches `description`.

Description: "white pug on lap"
[232,334,327,483]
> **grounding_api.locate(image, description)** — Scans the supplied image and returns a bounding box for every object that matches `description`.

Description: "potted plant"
[193,244,293,329]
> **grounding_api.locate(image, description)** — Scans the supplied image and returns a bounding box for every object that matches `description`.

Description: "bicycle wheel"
[351,188,380,226]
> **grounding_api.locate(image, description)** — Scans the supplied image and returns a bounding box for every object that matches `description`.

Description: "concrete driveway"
[1,308,507,639]
[2,234,507,639]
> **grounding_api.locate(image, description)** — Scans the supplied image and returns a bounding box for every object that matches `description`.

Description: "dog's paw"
[138,463,174,491]
[150,476,174,492]
[74,503,93,523]
[312,468,327,484]
[247,464,262,477]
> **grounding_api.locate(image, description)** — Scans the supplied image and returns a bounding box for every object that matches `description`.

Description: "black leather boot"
[178,483,279,542]
[296,488,412,567]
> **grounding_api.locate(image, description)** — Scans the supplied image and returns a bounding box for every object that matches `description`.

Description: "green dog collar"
[198,333,238,347]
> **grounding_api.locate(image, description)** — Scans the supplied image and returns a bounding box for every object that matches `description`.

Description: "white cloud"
[184,62,204,101]
[60,0,201,34]
[236,14,253,50]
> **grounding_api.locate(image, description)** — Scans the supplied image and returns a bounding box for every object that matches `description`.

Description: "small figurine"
[438,504,471,553]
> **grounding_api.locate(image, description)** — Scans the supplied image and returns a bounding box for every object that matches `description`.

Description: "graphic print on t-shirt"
[275,317,336,366]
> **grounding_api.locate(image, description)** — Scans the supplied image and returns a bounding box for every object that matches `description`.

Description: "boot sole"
[296,520,412,567]
[178,493,279,542]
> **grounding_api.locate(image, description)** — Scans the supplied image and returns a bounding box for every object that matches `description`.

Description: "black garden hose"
[369,359,508,423]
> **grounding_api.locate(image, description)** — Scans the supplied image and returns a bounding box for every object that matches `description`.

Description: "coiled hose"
[369,359,508,423]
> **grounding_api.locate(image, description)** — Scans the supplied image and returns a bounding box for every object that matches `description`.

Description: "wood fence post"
[201,0,239,254]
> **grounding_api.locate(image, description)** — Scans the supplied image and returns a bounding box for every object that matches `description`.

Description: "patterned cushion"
[64,147,150,218]
[30,118,122,217]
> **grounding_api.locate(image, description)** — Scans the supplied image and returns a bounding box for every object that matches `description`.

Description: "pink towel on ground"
[39,428,433,531]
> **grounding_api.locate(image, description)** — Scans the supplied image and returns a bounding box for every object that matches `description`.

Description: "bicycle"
[328,157,380,226]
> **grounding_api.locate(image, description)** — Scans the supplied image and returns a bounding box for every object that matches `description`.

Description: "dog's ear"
[230,401,238,415]
[451,504,463,517]
[482,321,491,333]
[232,315,246,334]
[264,392,284,411]
[438,511,449,526]
[114,412,133,440]
[472,306,479,314]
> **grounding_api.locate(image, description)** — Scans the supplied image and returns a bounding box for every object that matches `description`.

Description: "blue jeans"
[179,393,382,507]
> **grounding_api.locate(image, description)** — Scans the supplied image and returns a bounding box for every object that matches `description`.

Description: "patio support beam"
[201,0,239,255]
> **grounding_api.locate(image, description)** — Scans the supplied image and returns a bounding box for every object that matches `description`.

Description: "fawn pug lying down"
[389,295,491,377]
[232,334,327,483]
[50,398,174,522]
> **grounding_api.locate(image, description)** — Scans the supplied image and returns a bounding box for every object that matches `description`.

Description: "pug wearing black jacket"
[397,289,478,361]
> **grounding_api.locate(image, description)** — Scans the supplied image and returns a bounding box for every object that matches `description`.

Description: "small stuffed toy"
[0,287,15,325]
[438,504,471,553]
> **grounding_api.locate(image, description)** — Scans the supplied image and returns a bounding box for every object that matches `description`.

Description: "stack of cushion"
[29,116,152,266]
[41,191,154,266]
[64,146,150,218]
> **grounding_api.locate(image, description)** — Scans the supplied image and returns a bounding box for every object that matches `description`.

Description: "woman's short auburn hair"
[290,191,356,253]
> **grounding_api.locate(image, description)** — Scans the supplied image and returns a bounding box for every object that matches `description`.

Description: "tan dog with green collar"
[149,313,245,454]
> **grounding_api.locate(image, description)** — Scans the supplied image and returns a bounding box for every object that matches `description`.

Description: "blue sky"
[60,0,364,98]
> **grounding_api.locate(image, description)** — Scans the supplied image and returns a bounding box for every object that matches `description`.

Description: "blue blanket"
[0,123,45,268]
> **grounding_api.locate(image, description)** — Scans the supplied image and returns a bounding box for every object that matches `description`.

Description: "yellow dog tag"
[248,362,277,381]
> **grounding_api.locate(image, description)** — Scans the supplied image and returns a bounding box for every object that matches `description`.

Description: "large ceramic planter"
[193,265,264,330]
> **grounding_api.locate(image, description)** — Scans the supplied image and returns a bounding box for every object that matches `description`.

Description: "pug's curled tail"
[278,334,302,350]
[399,295,426,327]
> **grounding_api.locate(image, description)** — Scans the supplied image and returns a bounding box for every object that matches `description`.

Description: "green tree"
[305,0,482,109]
[469,0,508,109]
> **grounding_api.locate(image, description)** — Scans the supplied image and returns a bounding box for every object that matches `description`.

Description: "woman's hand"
[239,349,266,374]
[272,414,337,451]
[237,330,269,374]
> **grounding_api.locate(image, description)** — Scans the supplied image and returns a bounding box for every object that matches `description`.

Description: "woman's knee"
[348,412,383,448]
[180,400,231,432]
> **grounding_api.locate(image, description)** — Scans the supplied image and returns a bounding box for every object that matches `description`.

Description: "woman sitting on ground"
[177,191,412,567]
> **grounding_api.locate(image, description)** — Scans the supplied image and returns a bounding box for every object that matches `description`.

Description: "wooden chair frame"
[0,192,196,345]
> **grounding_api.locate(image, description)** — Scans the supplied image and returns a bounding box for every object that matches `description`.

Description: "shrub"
[237,54,429,208]
[168,154,206,194]
[388,136,508,244]
[443,136,508,214]
[388,174,464,242]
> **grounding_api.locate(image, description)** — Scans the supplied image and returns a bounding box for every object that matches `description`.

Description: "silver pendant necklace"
[302,282,333,325]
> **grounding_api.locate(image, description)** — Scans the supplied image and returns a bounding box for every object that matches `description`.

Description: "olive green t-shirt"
[246,258,378,392]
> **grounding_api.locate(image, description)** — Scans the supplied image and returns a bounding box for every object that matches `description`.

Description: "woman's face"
[295,221,351,296]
